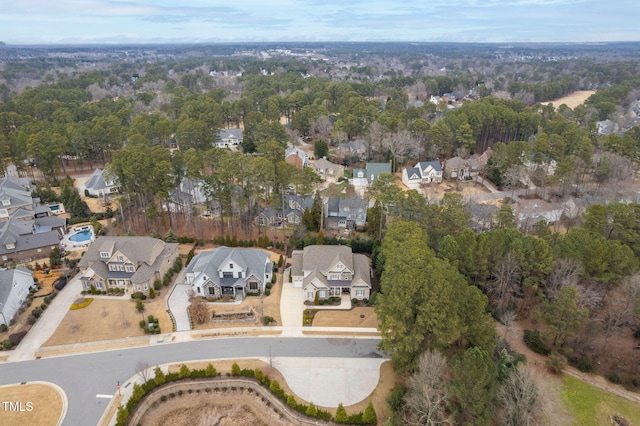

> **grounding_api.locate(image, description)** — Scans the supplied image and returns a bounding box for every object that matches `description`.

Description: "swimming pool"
[69,230,92,242]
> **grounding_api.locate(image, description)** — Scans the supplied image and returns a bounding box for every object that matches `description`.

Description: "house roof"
[365,163,392,179]
[285,147,308,159]
[418,160,443,173]
[218,128,243,139]
[300,245,354,275]
[85,168,118,192]
[404,167,421,180]
[312,158,342,173]
[185,246,272,289]
[0,267,33,306]
[78,237,178,285]
[292,245,371,290]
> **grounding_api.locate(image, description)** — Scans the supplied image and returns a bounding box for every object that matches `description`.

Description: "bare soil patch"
[423,180,489,201]
[544,90,596,110]
[0,383,63,426]
[33,269,66,297]
[42,297,171,346]
[312,307,378,328]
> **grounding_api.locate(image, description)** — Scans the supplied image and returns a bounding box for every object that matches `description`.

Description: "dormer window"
[2,199,9,206]
[6,243,15,250]
[100,252,110,258]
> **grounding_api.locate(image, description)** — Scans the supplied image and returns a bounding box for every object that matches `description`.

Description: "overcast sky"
[1,0,638,45]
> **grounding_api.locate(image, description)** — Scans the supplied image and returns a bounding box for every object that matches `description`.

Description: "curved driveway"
[0,336,384,425]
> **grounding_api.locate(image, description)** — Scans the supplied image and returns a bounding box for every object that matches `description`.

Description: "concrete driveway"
[279,269,304,335]
[166,268,192,332]
[8,274,83,362]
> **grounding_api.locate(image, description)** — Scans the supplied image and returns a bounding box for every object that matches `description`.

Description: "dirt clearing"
[544,90,596,109]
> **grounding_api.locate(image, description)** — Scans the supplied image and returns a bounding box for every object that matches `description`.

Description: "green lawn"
[561,375,640,425]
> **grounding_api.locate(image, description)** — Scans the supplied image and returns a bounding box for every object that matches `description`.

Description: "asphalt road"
[0,336,384,425]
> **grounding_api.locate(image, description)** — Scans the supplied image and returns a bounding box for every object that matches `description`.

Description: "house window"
[356,289,365,297]
[37,249,42,253]
[318,290,327,298]
[126,266,134,272]
[329,274,339,280]
[100,252,110,258]
[109,265,116,271]
[144,284,148,290]
[118,265,124,271]
[223,272,233,278]
[208,287,215,295]
[197,287,201,294]
[2,199,9,206]
[249,282,258,290]
[0,209,7,217]
[117,256,124,262]
[238,272,243,278]
[118,280,125,287]
[307,291,314,299]
[95,282,102,289]
[136,285,141,291]
[1,256,6,261]
[229,263,233,269]
[5,243,14,250]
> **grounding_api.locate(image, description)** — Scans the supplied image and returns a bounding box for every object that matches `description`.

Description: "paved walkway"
[8,275,83,362]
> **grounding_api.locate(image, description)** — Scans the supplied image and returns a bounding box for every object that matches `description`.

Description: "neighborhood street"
[0,336,384,425]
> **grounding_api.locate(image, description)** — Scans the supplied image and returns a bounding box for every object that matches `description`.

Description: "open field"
[0,383,64,426]
[544,90,596,109]
[561,375,640,426]
[42,297,171,347]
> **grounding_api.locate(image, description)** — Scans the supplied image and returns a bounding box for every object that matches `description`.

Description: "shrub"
[0,324,7,333]
[154,279,162,291]
[149,288,156,299]
[546,352,567,375]
[577,357,593,373]
[607,371,622,384]
[264,288,271,296]
[334,403,348,423]
[8,331,27,347]
[263,316,275,325]
[160,395,167,402]
[231,362,241,376]
[179,364,190,378]
[70,298,94,310]
[2,339,12,350]
[363,402,377,424]
[523,329,550,356]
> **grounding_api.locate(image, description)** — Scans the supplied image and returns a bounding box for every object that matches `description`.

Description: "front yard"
[42,297,171,346]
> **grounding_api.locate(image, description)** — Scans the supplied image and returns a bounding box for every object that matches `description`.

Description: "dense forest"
[1,42,640,424]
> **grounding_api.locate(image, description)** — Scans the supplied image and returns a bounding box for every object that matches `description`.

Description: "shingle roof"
[185,246,271,289]
[0,267,33,306]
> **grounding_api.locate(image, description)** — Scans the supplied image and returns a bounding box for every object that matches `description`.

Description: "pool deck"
[60,225,95,252]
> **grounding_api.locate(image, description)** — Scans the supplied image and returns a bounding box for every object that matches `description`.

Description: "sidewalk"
[8,275,83,362]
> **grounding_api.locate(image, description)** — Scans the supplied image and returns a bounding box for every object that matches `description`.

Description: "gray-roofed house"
[401,160,443,188]
[285,147,310,169]
[290,245,371,301]
[325,196,368,230]
[0,267,34,326]
[443,151,490,180]
[81,168,120,197]
[338,139,369,161]
[312,157,344,182]
[254,195,314,227]
[216,128,243,148]
[185,246,273,299]
[351,162,392,187]
[0,176,67,264]
[77,236,179,295]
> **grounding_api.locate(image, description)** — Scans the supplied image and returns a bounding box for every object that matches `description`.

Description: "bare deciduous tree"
[487,251,521,315]
[189,297,210,324]
[310,115,332,140]
[600,283,636,349]
[545,258,582,299]
[136,360,151,383]
[498,366,540,426]
[403,350,452,426]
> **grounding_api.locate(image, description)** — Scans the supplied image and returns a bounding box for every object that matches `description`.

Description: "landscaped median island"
[116,361,380,426]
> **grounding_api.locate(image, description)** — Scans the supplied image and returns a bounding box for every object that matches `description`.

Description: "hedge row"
[117,362,376,425]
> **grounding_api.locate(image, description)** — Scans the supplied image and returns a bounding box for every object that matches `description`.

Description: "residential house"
[77,236,179,295]
[285,147,310,169]
[312,158,344,182]
[0,267,34,326]
[325,196,368,230]
[80,168,120,197]
[216,129,243,148]
[444,151,490,180]
[291,245,371,301]
[337,139,369,162]
[185,246,273,298]
[254,195,314,227]
[0,176,67,264]
[351,162,392,187]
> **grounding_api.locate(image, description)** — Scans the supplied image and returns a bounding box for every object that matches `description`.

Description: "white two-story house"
[185,247,273,299]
